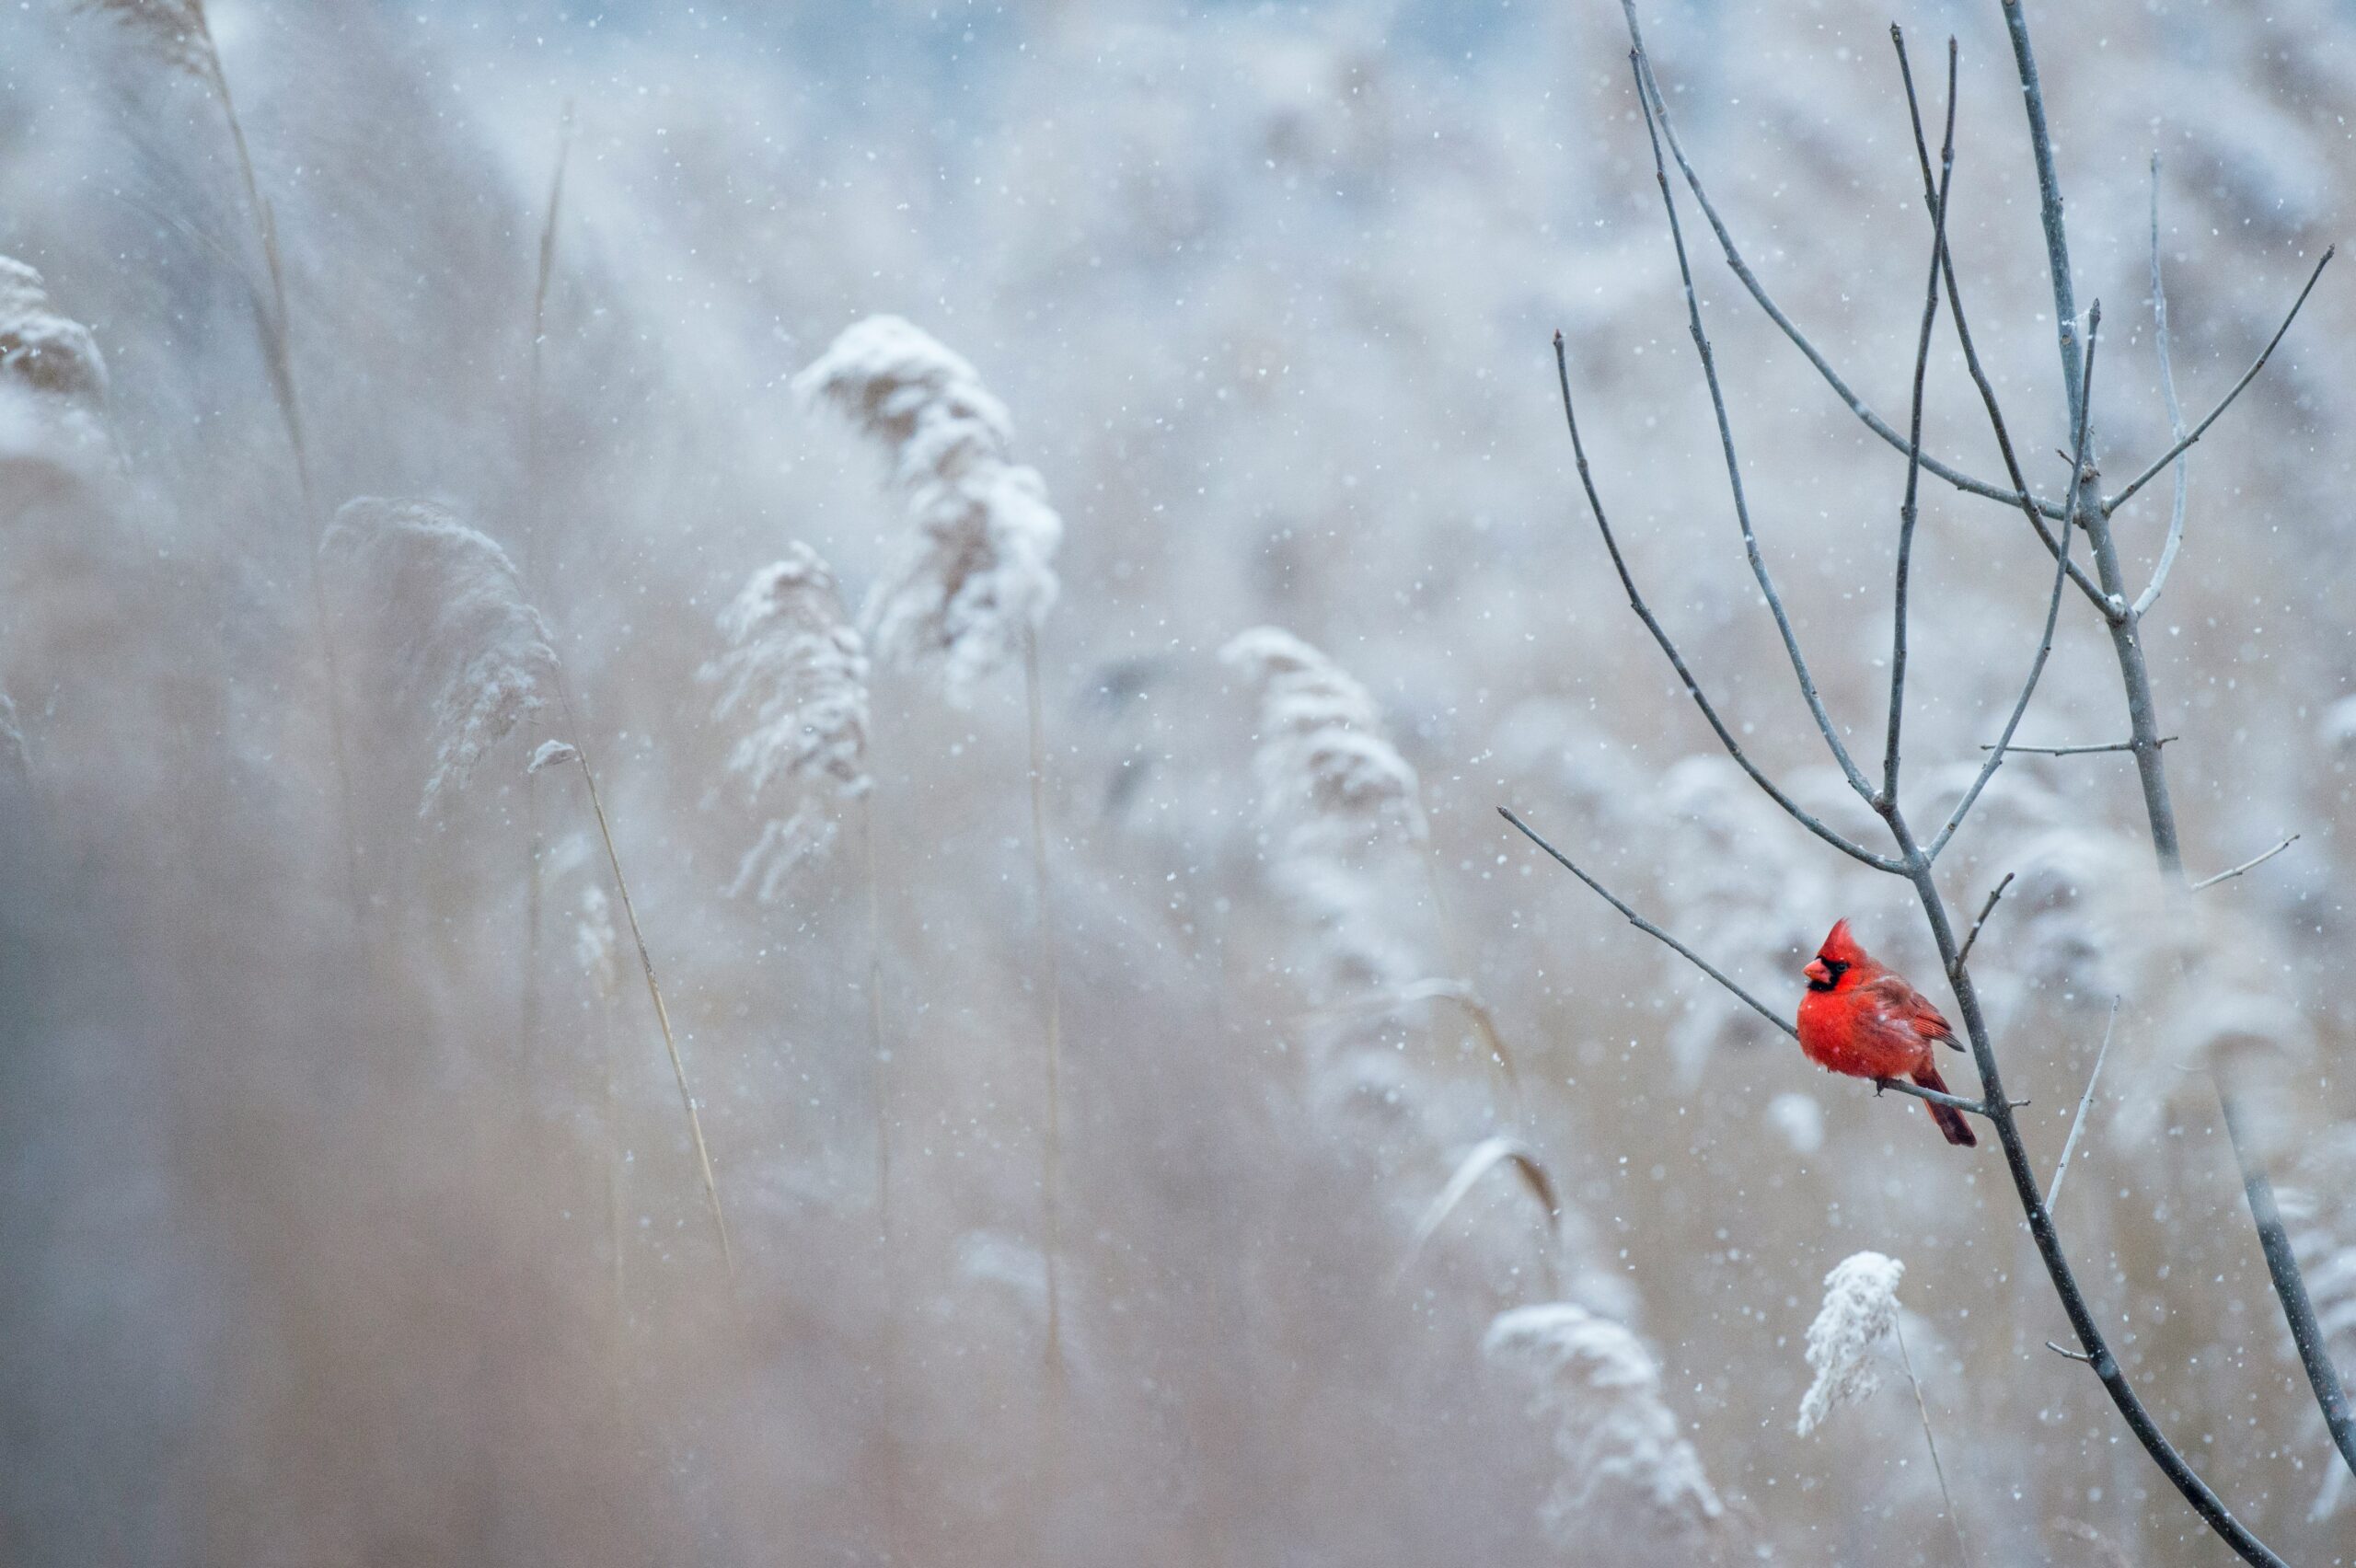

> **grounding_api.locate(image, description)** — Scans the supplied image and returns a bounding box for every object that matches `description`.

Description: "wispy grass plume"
[320,498,557,813]
[0,256,109,475]
[795,315,1061,701]
[700,543,872,902]
[801,313,1067,1364]
[1222,626,1428,998]
[1484,1303,1725,1547]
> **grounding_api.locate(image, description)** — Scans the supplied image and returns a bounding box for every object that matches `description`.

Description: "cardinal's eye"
[1821,959,1848,982]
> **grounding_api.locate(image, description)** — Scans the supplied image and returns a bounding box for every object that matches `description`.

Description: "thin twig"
[1980,737,2171,756]
[2046,1341,2096,1366]
[1551,336,1896,871]
[2190,834,2299,892]
[2132,155,2189,618]
[1616,1,2065,520]
[2045,998,2119,1216]
[1498,807,1795,1037]
[2103,247,2335,517]
[1628,51,1877,808]
[1955,872,2014,969]
[1880,39,1958,814]
[1894,1315,1971,1568]
[1889,29,2108,611]
[1873,1076,1999,1117]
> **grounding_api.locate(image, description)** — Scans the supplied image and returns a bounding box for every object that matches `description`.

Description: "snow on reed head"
[1484,1303,1724,1544]
[1797,1251,1903,1435]
[320,498,559,813]
[794,315,1061,702]
[699,543,872,902]
[0,257,109,478]
[1222,627,1429,996]
[77,0,216,76]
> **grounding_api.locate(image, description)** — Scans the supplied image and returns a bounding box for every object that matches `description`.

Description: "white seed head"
[796,316,1060,701]
[321,497,559,813]
[699,543,872,900]
[79,0,217,77]
[1223,627,1429,996]
[1797,1251,1904,1435]
[1484,1303,1724,1542]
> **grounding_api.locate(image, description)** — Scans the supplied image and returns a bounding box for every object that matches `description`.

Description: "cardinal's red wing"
[1862,973,1959,1048]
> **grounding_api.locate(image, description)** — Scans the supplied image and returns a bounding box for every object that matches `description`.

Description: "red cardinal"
[1796,919,1977,1147]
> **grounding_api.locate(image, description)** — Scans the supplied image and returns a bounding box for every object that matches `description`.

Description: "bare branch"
[1954,870,2014,969]
[1990,8,2287,1556]
[1880,38,1958,813]
[1551,338,1897,871]
[1627,52,1877,807]
[2103,247,2335,518]
[2045,997,2119,1216]
[1980,737,2172,756]
[2132,156,2189,618]
[1498,806,1798,1040]
[1616,2,2065,520]
[2046,1340,2097,1366]
[2190,834,2299,892]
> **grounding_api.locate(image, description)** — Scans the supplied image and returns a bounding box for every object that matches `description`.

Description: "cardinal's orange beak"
[1803,957,1831,985]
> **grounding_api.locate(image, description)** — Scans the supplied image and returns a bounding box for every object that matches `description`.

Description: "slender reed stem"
[2045,999,2119,1217]
[555,682,733,1278]
[862,792,892,1229]
[167,6,364,920]
[1023,628,1065,1372]
[519,104,573,1056]
[1893,1316,1969,1568]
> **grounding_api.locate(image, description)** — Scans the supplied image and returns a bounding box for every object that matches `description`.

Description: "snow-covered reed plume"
[699,543,872,901]
[1484,1303,1723,1546]
[320,498,559,813]
[795,315,1061,701]
[0,257,108,474]
[1223,627,1429,997]
[1797,1251,1904,1435]
[76,0,216,77]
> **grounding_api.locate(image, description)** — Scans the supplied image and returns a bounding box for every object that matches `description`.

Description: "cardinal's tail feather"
[1913,1062,1978,1148]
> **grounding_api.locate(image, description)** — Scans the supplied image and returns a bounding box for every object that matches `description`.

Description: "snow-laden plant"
[0,256,109,477]
[1797,1251,1904,1435]
[799,313,1067,1355]
[320,497,559,813]
[699,542,872,901]
[1484,1302,1723,1547]
[795,315,1060,702]
[1223,626,1429,998]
